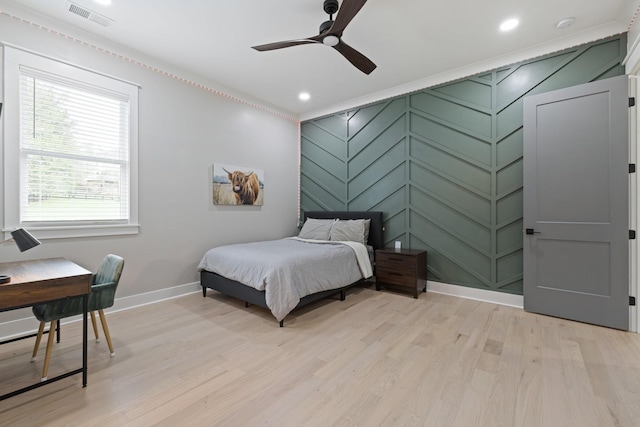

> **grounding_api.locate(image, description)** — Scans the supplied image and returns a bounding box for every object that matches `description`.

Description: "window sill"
[3,224,140,240]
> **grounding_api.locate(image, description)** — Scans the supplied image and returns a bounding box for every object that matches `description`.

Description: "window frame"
[2,45,139,240]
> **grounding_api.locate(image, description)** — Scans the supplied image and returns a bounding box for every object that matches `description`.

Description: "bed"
[198,211,384,326]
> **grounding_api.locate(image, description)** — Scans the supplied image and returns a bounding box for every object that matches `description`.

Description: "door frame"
[631,75,639,333]
[623,35,640,333]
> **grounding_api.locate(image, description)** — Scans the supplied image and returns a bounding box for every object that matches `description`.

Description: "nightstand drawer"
[377,255,416,270]
[376,270,414,287]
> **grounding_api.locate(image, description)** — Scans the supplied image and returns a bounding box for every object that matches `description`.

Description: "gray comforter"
[197,238,371,321]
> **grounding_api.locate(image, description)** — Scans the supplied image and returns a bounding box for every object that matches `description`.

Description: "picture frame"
[212,163,264,206]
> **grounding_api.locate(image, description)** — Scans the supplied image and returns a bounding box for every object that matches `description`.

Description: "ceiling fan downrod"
[320,0,338,35]
[321,0,339,45]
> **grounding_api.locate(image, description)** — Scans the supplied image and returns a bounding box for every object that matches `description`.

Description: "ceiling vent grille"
[67,2,113,27]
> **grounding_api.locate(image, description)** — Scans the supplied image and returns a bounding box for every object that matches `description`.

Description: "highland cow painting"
[213,163,264,206]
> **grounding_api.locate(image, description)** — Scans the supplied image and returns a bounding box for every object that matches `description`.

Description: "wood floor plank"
[2,288,640,426]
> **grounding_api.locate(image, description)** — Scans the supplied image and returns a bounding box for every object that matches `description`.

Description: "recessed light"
[500,18,519,32]
[556,17,575,29]
[299,92,310,101]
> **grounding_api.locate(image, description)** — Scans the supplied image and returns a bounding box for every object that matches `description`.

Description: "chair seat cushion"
[32,281,117,322]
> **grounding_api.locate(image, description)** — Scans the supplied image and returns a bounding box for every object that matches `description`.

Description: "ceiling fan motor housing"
[323,0,339,15]
[319,20,333,34]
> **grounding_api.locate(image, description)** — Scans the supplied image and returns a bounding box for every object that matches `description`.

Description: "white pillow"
[330,219,371,245]
[298,218,335,240]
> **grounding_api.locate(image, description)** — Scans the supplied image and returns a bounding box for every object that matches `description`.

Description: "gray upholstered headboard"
[304,211,385,250]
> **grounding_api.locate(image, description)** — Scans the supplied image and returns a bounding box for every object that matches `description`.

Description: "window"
[3,46,139,239]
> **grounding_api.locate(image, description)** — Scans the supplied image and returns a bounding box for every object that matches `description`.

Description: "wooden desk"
[0,257,91,400]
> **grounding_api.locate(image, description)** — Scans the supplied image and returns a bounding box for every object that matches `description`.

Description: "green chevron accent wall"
[300,35,626,294]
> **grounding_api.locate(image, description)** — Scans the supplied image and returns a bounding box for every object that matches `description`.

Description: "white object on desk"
[394,241,402,250]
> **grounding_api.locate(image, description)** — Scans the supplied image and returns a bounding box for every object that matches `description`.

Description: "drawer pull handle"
[388,257,404,261]
[388,272,402,276]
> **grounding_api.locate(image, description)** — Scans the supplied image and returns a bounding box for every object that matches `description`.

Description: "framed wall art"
[212,163,264,206]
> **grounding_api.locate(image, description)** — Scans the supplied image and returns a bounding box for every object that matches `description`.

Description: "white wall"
[0,7,299,335]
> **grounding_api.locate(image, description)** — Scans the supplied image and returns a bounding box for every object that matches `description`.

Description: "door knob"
[525,228,541,235]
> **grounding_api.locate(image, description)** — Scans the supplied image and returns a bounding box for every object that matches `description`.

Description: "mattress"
[197,237,372,321]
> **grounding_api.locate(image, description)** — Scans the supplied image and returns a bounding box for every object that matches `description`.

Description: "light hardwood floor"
[1,285,640,426]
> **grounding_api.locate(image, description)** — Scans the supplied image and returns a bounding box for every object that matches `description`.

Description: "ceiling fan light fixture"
[323,35,339,47]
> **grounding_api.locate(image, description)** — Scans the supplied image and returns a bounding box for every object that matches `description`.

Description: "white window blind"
[3,45,139,239]
[19,68,130,224]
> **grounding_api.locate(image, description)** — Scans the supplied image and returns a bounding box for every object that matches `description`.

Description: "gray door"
[523,75,629,330]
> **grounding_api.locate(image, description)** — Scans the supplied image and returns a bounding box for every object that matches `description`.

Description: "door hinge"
[630,230,636,239]
[631,164,637,173]
[630,97,636,107]
[631,296,637,306]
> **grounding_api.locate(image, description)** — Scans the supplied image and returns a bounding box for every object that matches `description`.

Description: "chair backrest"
[32,254,125,321]
[89,254,125,311]
[95,254,125,286]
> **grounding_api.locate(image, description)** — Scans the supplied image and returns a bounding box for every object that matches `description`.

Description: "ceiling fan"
[251,0,376,75]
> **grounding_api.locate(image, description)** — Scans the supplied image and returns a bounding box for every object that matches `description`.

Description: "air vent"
[67,2,113,27]
[68,3,90,19]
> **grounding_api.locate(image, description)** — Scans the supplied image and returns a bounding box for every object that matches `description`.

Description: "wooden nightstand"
[375,248,427,298]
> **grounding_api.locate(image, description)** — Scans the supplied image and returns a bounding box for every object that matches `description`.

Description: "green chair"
[31,254,124,381]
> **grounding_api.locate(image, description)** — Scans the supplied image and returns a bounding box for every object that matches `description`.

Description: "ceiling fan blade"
[252,38,320,51]
[333,40,376,74]
[329,0,367,35]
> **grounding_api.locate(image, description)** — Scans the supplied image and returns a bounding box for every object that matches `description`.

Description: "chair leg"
[90,311,100,342]
[31,322,46,362]
[98,309,115,357]
[41,320,57,381]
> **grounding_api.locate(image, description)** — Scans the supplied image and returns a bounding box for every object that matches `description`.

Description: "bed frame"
[200,211,384,326]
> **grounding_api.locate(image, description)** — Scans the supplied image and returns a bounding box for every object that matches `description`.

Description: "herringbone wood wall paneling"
[300,35,626,295]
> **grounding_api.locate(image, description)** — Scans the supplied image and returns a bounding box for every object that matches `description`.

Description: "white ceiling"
[2,0,639,119]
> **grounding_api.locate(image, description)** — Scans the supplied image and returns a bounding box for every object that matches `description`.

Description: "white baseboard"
[1,280,525,341]
[7,279,635,338]
[0,281,201,341]
[108,281,201,313]
[427,280,524,308]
